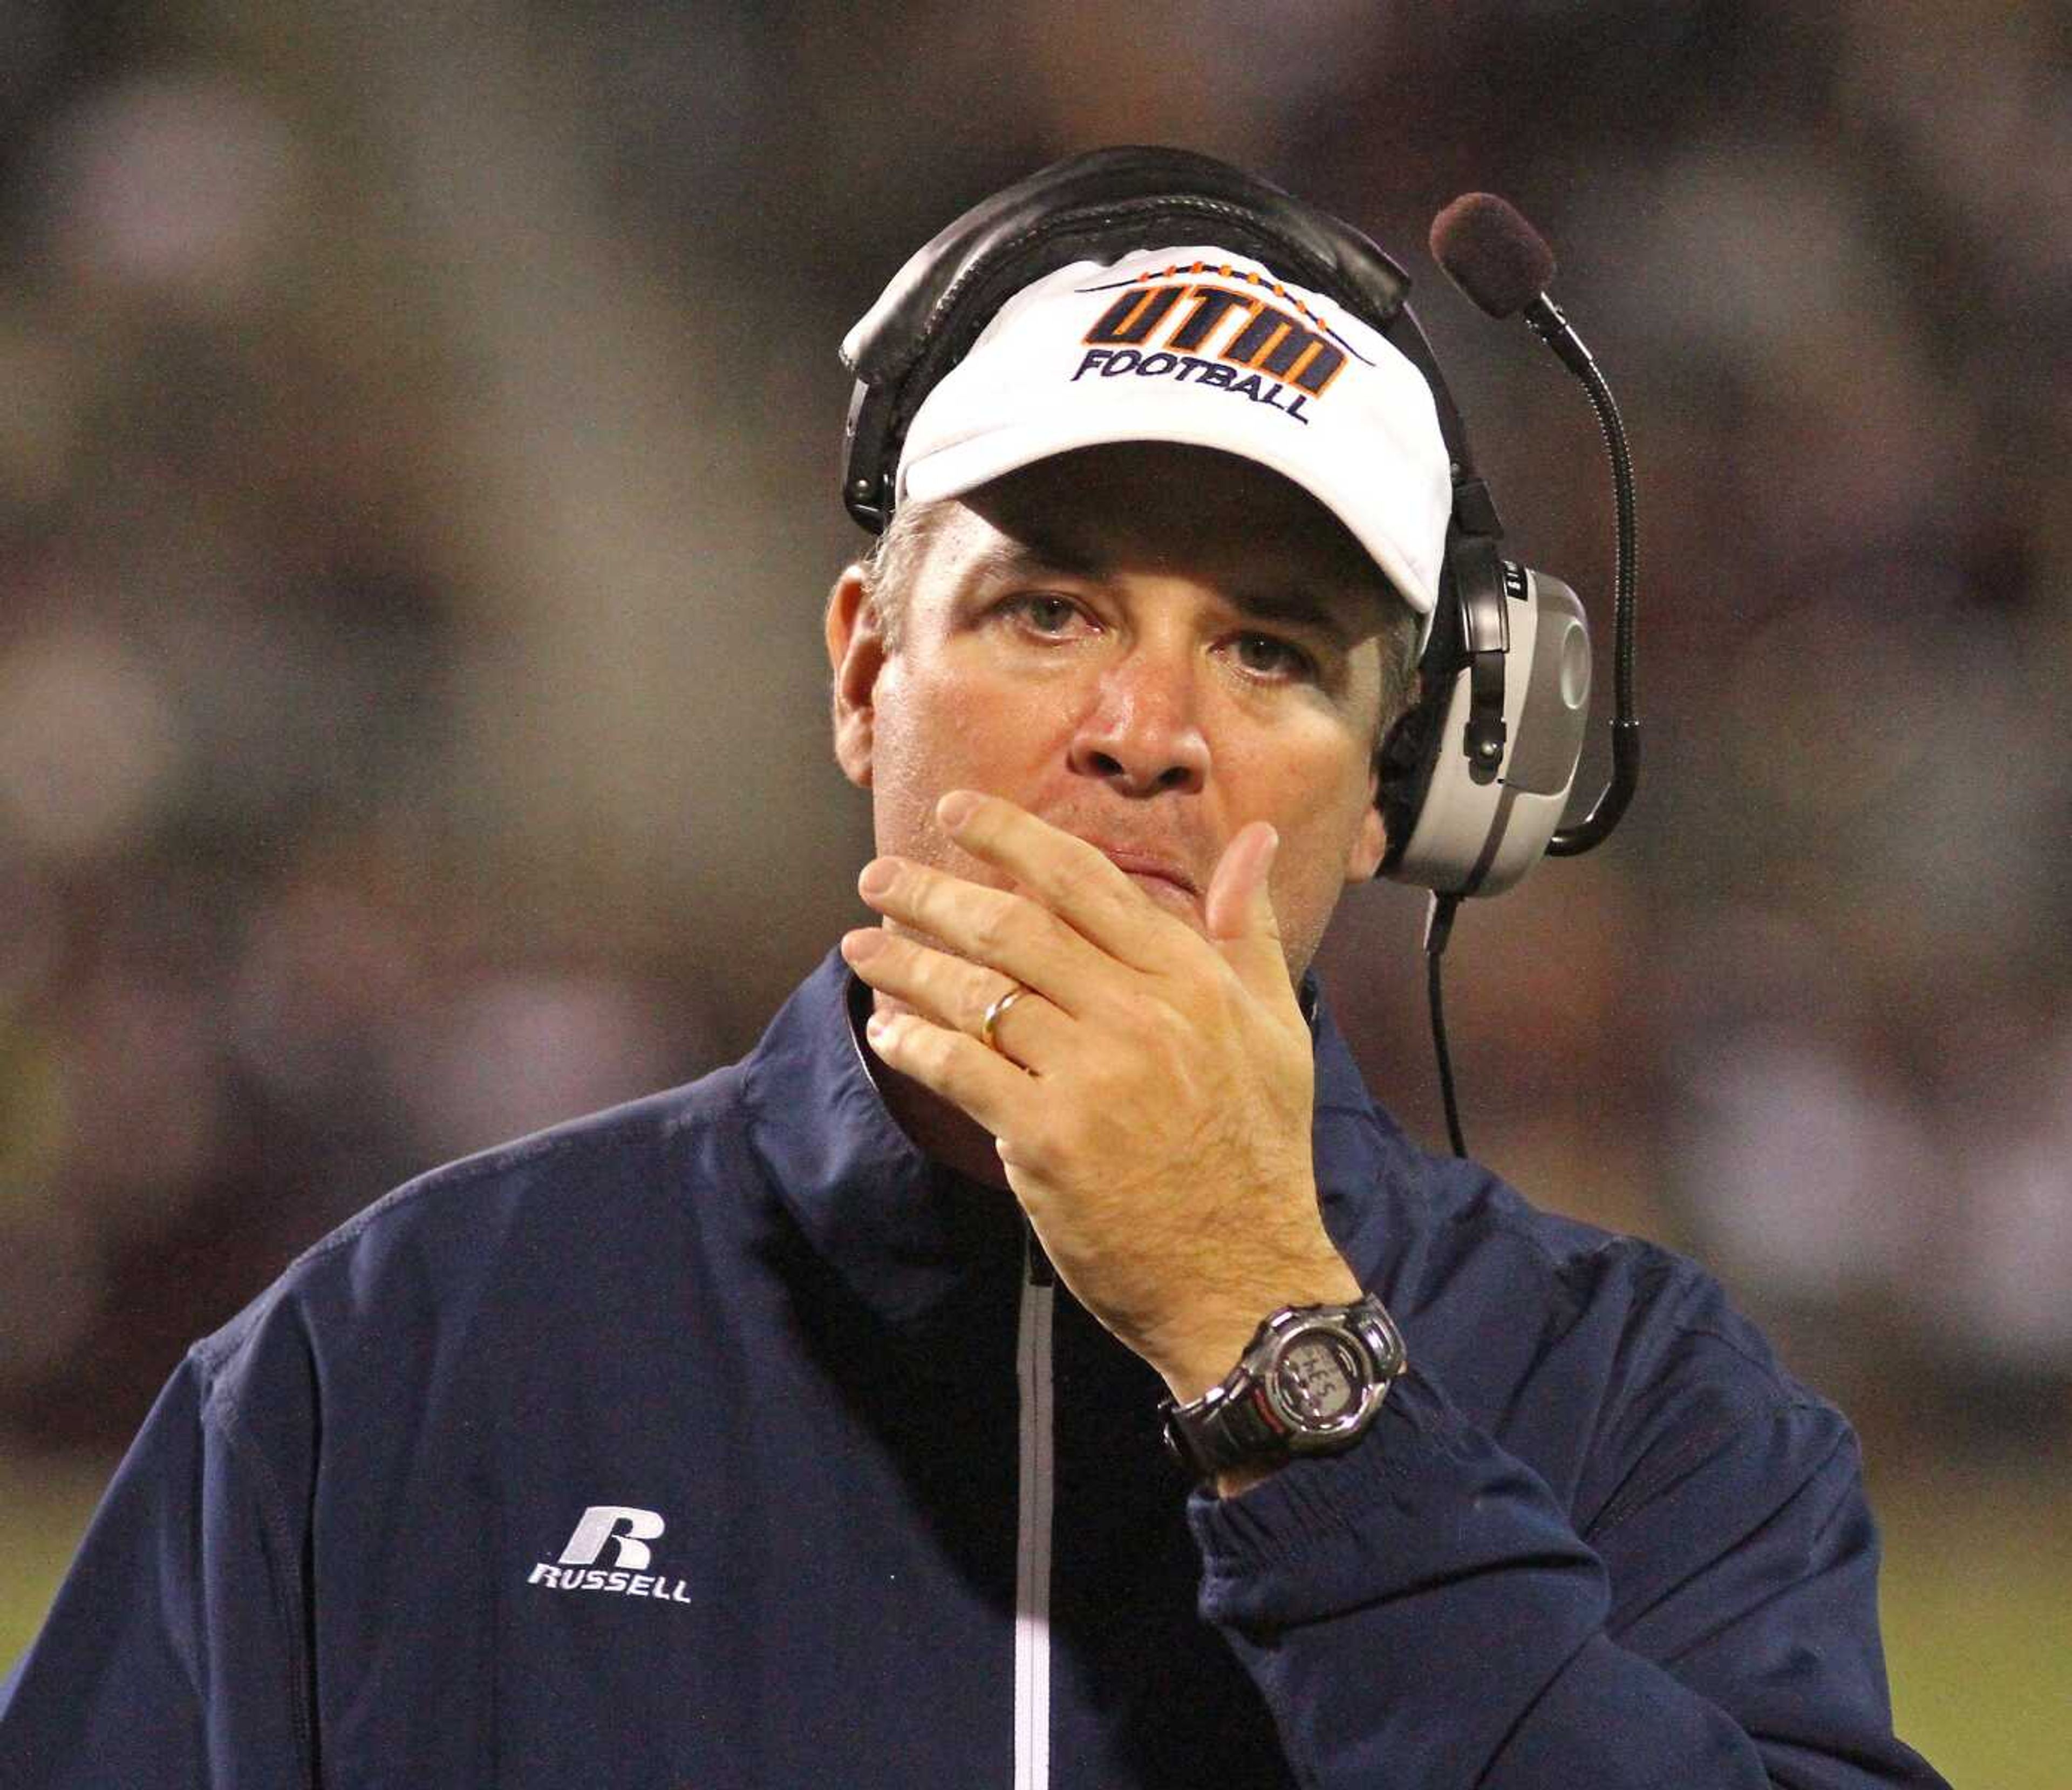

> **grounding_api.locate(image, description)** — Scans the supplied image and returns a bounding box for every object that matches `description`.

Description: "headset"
[839,147,1640,1149]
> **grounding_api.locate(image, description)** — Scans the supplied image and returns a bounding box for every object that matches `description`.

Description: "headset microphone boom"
[1408,189,1643,1154]
[1427,190,1640,858]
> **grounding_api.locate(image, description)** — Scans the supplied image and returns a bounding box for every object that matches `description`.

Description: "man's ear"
[1346,794,1388,884]
[1346,752,1388,883]
[826,565,886,790]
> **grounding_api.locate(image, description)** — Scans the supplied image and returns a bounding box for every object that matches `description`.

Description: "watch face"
[1269,1327,1367,1430]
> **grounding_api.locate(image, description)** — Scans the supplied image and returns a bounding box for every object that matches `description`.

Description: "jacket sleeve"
[0,1353,316,1789]
[1188,1366,1948,1790]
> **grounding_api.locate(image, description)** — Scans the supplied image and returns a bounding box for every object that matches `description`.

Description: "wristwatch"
[1160,1292,1407,1482]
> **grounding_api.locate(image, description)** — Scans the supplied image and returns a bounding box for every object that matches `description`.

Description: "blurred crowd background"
[2,1,2068,1776]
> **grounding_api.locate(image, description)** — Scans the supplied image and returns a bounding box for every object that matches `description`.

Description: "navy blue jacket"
[1,951,1946,1787]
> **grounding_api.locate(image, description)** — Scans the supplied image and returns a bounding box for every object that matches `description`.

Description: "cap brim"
[902,409,1440,624]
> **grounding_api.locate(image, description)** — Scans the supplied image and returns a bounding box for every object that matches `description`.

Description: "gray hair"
[854,498,957,655]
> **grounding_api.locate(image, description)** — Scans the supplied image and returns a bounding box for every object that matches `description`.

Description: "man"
[2,153,1945,1787]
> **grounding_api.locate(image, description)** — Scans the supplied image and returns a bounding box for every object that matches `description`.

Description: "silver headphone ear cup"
[1386,569,1592,897]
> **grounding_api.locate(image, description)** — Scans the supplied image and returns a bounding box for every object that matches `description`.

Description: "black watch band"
[1160,1291,1406,1482]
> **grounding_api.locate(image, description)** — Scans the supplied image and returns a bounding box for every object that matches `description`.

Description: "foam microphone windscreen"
[1429,193,1556,320]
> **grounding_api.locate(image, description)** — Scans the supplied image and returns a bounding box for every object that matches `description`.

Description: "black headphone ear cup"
[1374,673,1444,868]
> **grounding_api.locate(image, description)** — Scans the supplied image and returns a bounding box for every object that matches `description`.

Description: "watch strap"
[1162,1378,1290,1481]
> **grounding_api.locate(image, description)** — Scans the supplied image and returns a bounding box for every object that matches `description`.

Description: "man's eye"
[1002,594,1083,635]
[1233,632,1316,679]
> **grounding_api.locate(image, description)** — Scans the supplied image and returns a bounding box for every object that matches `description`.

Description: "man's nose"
[1066,648,1210,797]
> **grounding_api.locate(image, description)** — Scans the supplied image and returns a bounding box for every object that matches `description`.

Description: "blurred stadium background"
[1,3,2068,1779]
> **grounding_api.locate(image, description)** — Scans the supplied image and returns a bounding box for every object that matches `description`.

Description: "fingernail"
[858,859,896,897]
[937,790,978,829]
[841,928,885,962]
[865,1010,894,1044]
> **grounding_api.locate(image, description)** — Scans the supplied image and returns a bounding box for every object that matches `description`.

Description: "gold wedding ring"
[979,983,1027,1053]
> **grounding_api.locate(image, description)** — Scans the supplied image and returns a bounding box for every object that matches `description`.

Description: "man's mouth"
[1086,845,1202,910]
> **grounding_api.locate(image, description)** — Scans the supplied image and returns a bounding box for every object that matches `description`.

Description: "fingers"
[840,927,1044,1138]
[860,1002,1030,1140]
[840,927,1063,1068]
[855,852,1106,1016]
[1202,820,1290,998]
[933,791,1193,974]
[1203,821,1280,942]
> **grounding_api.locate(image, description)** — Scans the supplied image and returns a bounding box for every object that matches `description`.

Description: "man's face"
[826,444,1402,985]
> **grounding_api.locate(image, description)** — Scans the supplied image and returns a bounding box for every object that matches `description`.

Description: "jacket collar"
[741,948,1422,1329]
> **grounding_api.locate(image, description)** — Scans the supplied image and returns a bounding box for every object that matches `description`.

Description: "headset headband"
[841,146,1498,542]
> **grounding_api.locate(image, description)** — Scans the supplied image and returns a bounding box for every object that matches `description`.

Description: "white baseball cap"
[894,244,1452,625]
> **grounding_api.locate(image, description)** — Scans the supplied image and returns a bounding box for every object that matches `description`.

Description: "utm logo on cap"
[1081,267,1349,397]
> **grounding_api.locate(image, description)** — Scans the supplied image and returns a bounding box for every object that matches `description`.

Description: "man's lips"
[1083,843,1201,899]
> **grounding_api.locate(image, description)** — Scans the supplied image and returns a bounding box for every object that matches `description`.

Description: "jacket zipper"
[1014,1228,1056,1790]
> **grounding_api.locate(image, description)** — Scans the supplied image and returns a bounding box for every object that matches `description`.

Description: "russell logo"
[526,1505,691,1605]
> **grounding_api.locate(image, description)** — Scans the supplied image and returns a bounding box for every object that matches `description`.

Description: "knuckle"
[1042,1102,1093,1161]
[969,901,1015,958]
[1017,1113,1065,1169]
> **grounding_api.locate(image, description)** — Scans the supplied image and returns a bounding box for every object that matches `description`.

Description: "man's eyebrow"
[962,539,1104,584]
[962,540,1381,646]
[1225,588,1377,649]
